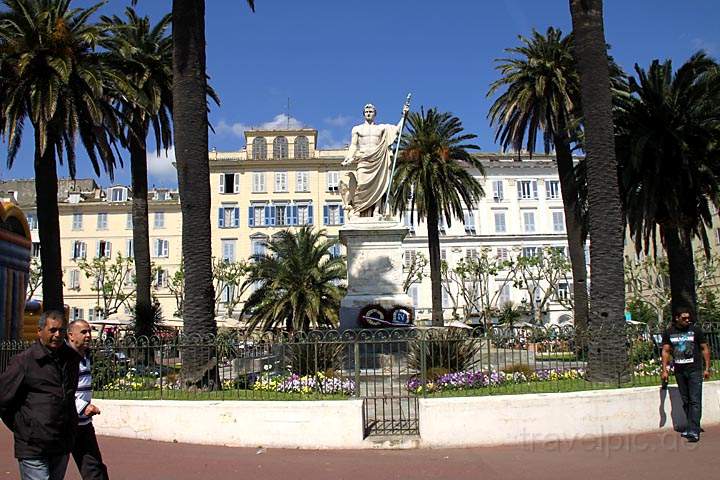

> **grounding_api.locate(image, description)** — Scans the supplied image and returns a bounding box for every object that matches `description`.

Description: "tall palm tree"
[0,0,119,311]
[101,8,173,338]
[391,108,485,326]
[487,27,589,332]
[240,226,346,332]
[569,0,628,381]
[616,52,720,317]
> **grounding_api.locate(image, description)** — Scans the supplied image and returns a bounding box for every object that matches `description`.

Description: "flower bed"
[406,368,586,394]
[251,371,356,396]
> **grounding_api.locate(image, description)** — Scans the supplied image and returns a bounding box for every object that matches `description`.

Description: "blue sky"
[1,0,718,188]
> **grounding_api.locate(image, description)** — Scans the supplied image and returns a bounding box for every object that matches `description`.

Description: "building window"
[494,212,506,233]
[71,241,87,260]
[26,213,38,230]
[715,228,720,245]
[323,204,344,225]
[71,307,83,320]
[154,190,169,201]
[96,240,112,258]
[295,171,309,192]
[465,248,479,261]
[251,172,266,193]
[328,242,341,259]
[326,171,340,192]
[97,212,108,230]
[523,211,536,233]
[274,172,288,192]
[442,284,451,309]
[438,214,448,233]
[72,213,82,230]
[124,268,135,287]
[126,213,133,230]
[441,249,447,262]
[252,137,267,160]
[404,249,417,269]
[522,246,539,258]
[496,248,509,262]
[218,206,240,228]
[109,187,127,202]
[557,282,570,301]
[409,285,419,309]
[251,238,267,257]
[546,180,561,199]
[219,173,240,194]
[464,210,476,234]
[273,136,288,159]
[153,239,169,258]
[297,204,313,225]
[552,211,565,232]
[126,239,134,257]
[517,180,538,200]
[221,239,236,262]
[492,180,504,201]
[248,204,266,227]
[294,135,309,158]
[154,211,165,229]
[31,242,41,258]
[154,269,168,288]
[497,285,511,306]
[69,270,80,290]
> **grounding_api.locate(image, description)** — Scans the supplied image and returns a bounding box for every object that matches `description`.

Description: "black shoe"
[687,433,700,443]
[681,431,690,438]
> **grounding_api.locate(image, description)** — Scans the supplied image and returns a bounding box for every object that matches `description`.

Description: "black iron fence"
[2,323,718,436]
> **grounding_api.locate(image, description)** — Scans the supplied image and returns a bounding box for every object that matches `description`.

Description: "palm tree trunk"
[553,133,589,334]
[129,118,153,337]
[664,225,697,316]
[569,0,628,382]
[173,0,217,385]
[426,196,443,326]
[33,129,64,312]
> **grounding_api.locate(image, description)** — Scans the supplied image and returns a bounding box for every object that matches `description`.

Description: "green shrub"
[284,342,346,376]
[502,363,534,376]
[408,329,482,375]
[629,339,656,365]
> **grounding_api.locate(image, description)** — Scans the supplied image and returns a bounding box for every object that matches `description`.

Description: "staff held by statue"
[383,94,412,217]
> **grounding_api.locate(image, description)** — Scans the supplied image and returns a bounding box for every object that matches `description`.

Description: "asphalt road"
[2,426,719,480]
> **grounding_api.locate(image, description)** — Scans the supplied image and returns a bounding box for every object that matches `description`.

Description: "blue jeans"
[18,455,69,480]
[675,367,703,435]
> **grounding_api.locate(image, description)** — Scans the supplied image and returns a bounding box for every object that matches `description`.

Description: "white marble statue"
[340,103,409,218]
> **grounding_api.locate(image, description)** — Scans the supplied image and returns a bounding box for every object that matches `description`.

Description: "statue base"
[339,218,413,330]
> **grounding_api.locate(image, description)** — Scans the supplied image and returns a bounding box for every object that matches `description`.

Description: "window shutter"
[233,208,240,227]
[323,205,329,225]
[234,173,240,193]
[218,208,225,228]
[308,205,314,225]
[339,207,345,224]
[163,240,169,257]
[290,205,298,225]
[260,173,265,192]
[96,241,101,258]
[532,181,538,199]
[248,206,255,226]
[80,242,86,259]
[268,205,276,226]
[219,174,225,193]
[517,182,522,199]
[106,242,112,258]
[264,205,271,226]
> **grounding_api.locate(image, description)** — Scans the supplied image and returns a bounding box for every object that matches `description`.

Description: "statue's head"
[363,103,376,122]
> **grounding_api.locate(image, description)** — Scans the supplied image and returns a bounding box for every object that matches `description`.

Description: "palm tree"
[0,0,119,311]
[487,27,589,332]
[101,8,173,338]
[569,0,628,382]
[616,52,720,317]
[391,108,484,326]
[240,227,346,332]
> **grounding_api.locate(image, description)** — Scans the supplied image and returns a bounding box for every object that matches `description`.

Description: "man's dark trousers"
[675,367,703,435]
[71,424,108,480]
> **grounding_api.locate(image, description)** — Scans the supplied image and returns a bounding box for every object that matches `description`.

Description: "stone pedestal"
[339,218,413,330]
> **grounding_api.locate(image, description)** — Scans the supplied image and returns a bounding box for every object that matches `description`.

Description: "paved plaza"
[2,426,719,479]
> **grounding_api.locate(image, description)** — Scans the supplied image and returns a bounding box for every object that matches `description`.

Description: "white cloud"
[147,147,177,186]
[317,129,347,149]
[215,114,305,140]
[323,114,352,127]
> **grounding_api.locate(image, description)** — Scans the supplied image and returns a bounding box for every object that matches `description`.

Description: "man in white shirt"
[67,320,109,479]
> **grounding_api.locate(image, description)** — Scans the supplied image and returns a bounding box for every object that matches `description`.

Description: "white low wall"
[92,382,720,449]
[93,399,366,449]
[419,381,720,448]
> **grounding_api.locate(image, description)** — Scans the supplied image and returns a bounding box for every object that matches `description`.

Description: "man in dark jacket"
[0,310,81,480]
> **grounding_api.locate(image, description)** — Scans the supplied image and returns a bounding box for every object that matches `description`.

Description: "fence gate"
[352,330,419,437]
